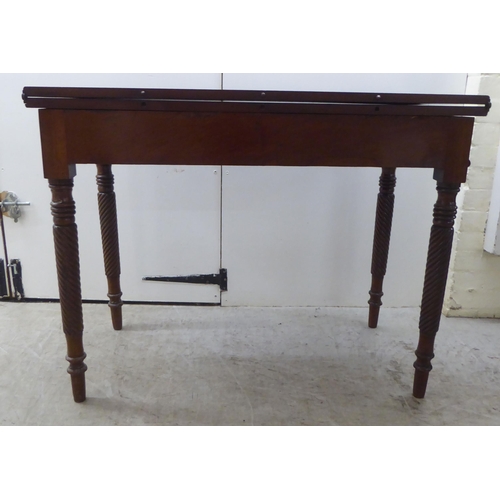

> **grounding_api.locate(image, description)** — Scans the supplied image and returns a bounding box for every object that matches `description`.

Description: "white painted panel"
[221,73,468,306]
[484,146,500,254]
[222,166,437,306]
[75,164,222,303]
[222,73,467,94]
[0,73,222,302]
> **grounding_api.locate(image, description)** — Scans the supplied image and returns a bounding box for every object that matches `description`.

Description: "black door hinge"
[142,268,228,291]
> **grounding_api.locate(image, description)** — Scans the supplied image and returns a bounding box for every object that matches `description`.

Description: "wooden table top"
[22,86,491,117]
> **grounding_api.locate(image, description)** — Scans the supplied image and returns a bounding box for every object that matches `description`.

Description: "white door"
[220,73,469,306]
[0,73,223,304]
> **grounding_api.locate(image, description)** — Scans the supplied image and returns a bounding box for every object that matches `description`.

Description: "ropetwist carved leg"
[413,182,460,398]
[96,164,123,330]
[368,167,396,328]
[49,178,87,403]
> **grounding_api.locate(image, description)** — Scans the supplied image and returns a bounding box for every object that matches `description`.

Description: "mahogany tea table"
[22,87,491,403]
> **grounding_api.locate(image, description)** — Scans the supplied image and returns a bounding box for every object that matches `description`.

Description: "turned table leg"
[96,164,123,330]
[49,179,87,403]
[413,181,460,398]
[368,167,396,328]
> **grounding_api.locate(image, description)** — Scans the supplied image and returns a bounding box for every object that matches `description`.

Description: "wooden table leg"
[96,164,123,330]
[368,167,396,328]
[413,181,460,398]
[49,179,87,403]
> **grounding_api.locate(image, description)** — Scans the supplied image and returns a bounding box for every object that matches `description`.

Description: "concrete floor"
[0,301,499,425]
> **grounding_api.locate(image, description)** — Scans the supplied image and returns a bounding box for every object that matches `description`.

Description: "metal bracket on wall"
[0,191,31,223]
[142,268,228,291]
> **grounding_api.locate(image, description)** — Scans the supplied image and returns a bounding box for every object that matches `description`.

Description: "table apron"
[38,109,474,182]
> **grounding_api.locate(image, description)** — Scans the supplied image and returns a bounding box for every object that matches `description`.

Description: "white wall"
[484,133,500,254]
[444,73,500,318]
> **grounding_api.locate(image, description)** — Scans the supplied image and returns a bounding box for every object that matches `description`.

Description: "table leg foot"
[66,347,87,403]
[412,334,435,398]
[97,164,123,331]
[412,371,430,399]
[49,178,87,402]
[368,168,396,328]
[368,288,382,328]
[412,181,460,398]
[108,293,123,330]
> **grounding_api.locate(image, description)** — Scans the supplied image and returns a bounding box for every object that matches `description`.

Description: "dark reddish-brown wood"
[22,86,491,116]
[37,109,476,184]
[49,178,86,403]
[24,87,489,403]
[96,164,123,330]
[413,182,460,398]
[368,168,396,328]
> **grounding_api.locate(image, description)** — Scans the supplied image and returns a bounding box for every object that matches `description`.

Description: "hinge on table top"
[142,268,228,291]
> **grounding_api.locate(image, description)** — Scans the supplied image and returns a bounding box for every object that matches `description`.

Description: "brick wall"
[443,73,500,318]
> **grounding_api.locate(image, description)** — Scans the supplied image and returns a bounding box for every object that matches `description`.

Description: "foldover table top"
[23,87,490,183]
[23,86,491,404]
[22,86,490,115]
